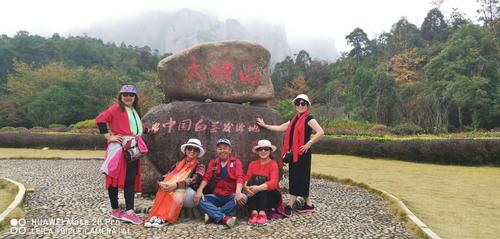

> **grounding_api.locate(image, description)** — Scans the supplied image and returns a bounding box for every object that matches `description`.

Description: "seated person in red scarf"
[193,138,247,229]
[144,138,206,228]
[244,139,284,226]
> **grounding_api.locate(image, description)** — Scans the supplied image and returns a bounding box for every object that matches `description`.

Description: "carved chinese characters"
[158,40,274,103]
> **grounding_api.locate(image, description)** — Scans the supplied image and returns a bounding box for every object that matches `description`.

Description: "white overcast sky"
[0,0,480,52]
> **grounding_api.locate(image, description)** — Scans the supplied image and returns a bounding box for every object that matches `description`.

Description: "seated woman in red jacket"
[244,139,282,226]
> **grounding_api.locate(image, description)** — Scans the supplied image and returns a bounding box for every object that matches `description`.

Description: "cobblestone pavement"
[0,160,414,238]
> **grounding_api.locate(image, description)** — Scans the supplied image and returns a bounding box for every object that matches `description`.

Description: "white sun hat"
[292,94,311,105]
[252,139,277,153]
[180,138,205,157]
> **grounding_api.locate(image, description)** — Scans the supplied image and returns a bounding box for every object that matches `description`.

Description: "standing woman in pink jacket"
[96,84,160,225]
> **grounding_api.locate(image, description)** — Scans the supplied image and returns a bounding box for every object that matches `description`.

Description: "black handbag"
[282,150,293,164]
[247,175,268,186]
[123,145,143,163]
[203,162,218,194]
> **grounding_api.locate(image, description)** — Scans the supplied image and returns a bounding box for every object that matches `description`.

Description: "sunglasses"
[294,101,308,106]
[186,146,200,153]
[257,147,271,152]
[122,93,136,97]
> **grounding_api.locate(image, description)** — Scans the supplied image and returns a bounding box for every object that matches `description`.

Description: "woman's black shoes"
[284,205,293,217]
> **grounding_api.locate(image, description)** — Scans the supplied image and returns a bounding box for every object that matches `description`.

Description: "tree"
[346,28,370,62]
[421,8,449,42]
[271,56,298,93]
[294,50,312,74]
[445,75,489,129]
[282,74,310,98]
[425,24,498,129]
[25,86,74,126]
[476,0,500,49]
[389,47,425,88]
[388,17,424,53]
[449,8,470,30]
[371,70,397,124]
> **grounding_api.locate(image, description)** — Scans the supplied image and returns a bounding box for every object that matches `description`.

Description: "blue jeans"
[198,193,248,223]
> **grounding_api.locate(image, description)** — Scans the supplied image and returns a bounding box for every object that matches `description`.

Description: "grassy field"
[312,154,500,239]
[0,148,104,159]
[0,179,23,232]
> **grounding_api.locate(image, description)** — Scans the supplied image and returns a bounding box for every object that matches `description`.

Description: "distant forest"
[0,3,498,132]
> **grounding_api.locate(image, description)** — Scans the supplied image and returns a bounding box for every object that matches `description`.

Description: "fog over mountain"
[76,9,339,63]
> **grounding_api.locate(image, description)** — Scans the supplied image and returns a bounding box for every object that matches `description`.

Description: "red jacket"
[96,104,145,192]
[245,159,279,191]
[203,156,245,196]
[95,104,147,136]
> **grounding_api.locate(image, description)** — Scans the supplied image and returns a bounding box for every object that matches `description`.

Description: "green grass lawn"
[0,179,23,232]
[312,154,500,239]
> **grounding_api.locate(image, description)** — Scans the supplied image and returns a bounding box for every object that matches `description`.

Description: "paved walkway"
[0,160,414,238]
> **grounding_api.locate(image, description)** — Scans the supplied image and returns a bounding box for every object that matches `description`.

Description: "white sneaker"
[144,216,157,228]
[152,217,167,228]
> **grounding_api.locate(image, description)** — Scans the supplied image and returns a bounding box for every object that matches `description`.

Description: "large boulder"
[158,40,274,103]
[141,101,284,194]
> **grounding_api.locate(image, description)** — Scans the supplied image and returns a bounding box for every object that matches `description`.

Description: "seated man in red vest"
[193,138,247,228]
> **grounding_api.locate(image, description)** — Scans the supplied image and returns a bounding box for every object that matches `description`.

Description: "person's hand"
[107,134,123,144]
[248,185,259,193]
[256,118,266,128]
[193,191,204,206]
[299,142,312,153]
[235,192,246,206]
[150,122,160,135]
[165,182,177,191]
[244,187,255,197]
[158,181,168,191]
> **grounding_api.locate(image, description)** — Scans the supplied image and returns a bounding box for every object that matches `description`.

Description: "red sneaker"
[248,213,258,225]
[256,214,267,225]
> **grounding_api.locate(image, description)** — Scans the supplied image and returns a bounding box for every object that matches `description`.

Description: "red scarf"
[281,112,309,165]
[164,157,199,181]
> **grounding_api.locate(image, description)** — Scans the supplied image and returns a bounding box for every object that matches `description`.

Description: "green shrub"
[48,123,67,129]
[0,126,16,132]
[326,119,374,130]
[370,124,390,133]
[271,100,294,120]
[314,138,500,166]
[391,123,424,135]
[0,133,106,149]
[30,126,47,132]
[15,127,29,132]
[74,119,97,129]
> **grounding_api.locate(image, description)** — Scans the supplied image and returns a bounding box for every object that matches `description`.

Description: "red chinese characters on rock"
[186,56,206,81]
[194,119,207,132]
[161,118,260,134]
[209,59,234,82]
[185,56,261,85]
[178,119,192,131]
[162,117,177,134]
[239,63,261,85]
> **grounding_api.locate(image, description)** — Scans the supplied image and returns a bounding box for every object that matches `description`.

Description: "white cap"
[180,138,206,158]
[252,139,277,153]
[293,94,311,105]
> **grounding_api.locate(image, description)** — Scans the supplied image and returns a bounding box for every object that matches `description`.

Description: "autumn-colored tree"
[282,74,310,98]
[388,47,425,89]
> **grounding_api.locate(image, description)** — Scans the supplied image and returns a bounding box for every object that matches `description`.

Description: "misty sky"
[0,0,480,53]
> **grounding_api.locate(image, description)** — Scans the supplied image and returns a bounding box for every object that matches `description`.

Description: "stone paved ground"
[0,160,414,239]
